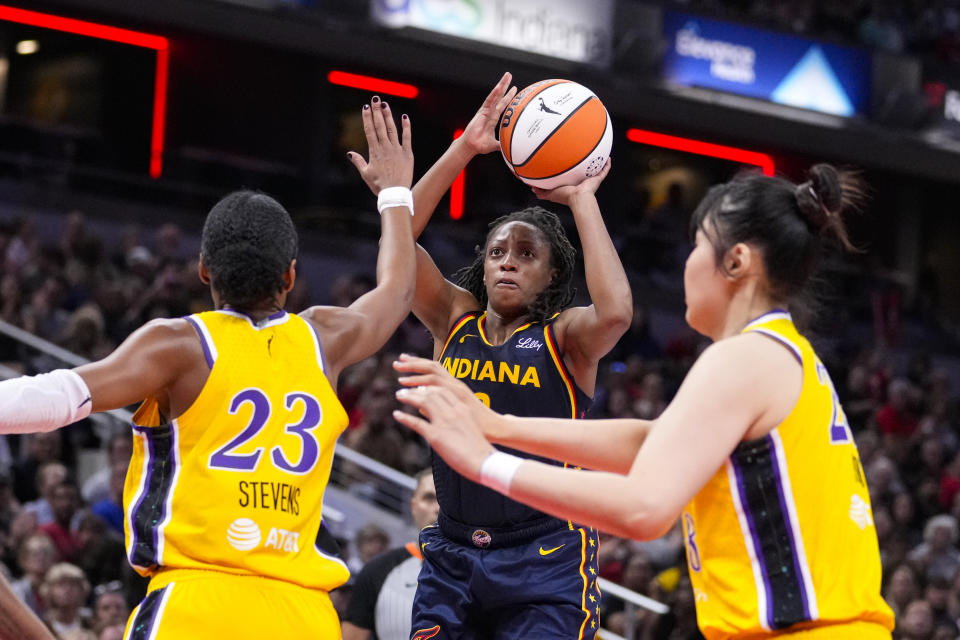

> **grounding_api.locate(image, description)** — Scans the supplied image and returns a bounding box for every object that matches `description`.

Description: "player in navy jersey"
[353,73,632,639]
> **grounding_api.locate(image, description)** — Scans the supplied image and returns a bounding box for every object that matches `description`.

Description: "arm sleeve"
[0,369,92,434]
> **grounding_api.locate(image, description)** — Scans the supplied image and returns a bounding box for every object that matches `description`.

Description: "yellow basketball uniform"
[122,309,349,639]
[682,310,894,639]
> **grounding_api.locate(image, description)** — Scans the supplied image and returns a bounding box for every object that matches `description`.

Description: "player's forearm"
[411,138,475,238]
[0,369,91,434]
[568,192,632,327]
[490,415,650,474]
[0,574,55,640]
[374,207,416,311]
[507,461,673,540]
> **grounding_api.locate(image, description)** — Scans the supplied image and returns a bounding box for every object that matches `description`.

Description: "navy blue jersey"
[434,311,591,532]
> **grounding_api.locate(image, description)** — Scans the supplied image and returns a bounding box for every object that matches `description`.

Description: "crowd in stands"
[669,0,960,62]
[0,202,959,640]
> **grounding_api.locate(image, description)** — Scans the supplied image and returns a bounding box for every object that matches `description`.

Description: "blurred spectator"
[13,432,64,504]
[90,582,129,637]
[81,433,132,506]
[22,462,68,526]
[91,461,127,536]
[10,532,57,617]
[898,598,934,640]
[39,562,92,637]
[38,481,82,562]
[343,378,406,472]
[349,523,391,575]
[73,513,126,590]
[885,563,920,619]
[876,378,920,441]
[907,514,960,583]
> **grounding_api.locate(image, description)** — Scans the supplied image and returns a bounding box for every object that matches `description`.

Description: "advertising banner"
[371,0,614,67]
[662,11,871,117]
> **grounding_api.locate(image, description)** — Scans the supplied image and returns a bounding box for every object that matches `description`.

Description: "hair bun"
[795,163,842,233]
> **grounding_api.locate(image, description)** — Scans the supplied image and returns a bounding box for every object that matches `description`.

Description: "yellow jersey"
[682,310,894,639]
[123,309,350,591]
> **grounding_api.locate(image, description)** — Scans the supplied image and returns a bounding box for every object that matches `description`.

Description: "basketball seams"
[499,79,569,166]
[512,94,598,170]
[520,113,610,182]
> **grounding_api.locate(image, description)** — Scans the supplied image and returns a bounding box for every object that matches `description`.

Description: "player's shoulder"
[134,317,202,346]
[686,333,794,385]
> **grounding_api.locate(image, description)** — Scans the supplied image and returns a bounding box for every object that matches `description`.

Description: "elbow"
[600,309,633,340]
[619,502,678,542]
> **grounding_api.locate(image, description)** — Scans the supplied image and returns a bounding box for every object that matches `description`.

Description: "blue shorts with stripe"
[410,524,601,640]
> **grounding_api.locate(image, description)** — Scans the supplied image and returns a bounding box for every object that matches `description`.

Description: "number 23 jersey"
[122,310,350,591]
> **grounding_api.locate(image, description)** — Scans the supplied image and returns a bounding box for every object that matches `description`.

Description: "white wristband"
[479,451,523,496]
[377,186,414,216]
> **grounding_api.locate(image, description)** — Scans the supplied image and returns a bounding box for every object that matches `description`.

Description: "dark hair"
[454,206,576,323]
[200,191,298,311]
[690,164,861,306]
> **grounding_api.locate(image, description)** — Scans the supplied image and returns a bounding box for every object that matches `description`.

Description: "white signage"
[371,0,614,66]
[946,90,960,123]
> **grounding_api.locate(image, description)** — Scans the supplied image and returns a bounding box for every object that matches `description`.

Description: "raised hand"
[532,158,612,207]
[347,96,414,195]
[459,72,518,156]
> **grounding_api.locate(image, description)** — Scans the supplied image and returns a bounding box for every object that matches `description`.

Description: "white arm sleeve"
[0,369,92,434]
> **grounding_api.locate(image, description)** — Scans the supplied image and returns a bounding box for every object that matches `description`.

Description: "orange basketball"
[498,79,612,190]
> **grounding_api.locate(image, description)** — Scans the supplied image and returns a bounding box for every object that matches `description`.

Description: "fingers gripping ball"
[498,79,613,190]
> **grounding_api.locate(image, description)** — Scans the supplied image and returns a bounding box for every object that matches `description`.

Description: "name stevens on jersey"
[238,481,300,515]
[441,357,541,387]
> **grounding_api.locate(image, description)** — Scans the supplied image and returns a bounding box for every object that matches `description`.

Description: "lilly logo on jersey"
[516,337,543,351]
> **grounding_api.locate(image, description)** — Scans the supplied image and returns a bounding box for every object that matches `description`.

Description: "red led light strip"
[327,71,419,99]
[626,128,775,176]
[450,129,465,220]
[0,5,169,178]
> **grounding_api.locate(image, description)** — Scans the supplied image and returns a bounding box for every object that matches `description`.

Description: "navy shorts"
[410,524,601,640]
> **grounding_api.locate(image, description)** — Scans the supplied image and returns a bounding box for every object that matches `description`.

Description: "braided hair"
[201,190,298,311]
[453,206,576,324]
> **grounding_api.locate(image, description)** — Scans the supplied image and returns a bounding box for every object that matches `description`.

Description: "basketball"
[498,79,613,190]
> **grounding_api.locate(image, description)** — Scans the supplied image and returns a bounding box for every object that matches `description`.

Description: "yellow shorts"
[778,622,891,639]
[725,621,891,640]
[124,568,340,639]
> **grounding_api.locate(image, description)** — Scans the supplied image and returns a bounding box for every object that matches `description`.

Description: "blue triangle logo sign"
[771,45,855,116]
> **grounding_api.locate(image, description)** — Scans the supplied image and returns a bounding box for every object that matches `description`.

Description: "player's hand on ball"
[393,383,494,484]
[532,158,611,206]
[460,72,517,156]
[348,96,414,195]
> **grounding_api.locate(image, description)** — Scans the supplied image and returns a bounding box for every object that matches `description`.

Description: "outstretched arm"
[394,338,778,540]
[393,354,649,472]
[0,318,203,434]
[537,161,632,394]
[304,98,416,384]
